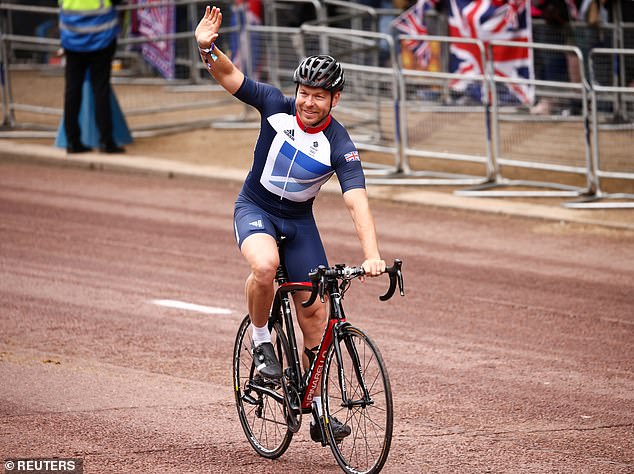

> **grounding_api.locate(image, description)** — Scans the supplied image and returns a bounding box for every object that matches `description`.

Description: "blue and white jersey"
[234,77,365,217]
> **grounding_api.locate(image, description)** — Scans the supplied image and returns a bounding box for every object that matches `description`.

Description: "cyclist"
[195,6,386,442]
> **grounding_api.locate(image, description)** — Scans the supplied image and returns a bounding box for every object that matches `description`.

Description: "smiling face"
[295,84,341,129]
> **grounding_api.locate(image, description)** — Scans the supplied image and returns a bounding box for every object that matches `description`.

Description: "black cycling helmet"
[293,55,345,92]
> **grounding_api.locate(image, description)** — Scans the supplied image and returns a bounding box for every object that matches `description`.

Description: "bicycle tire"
[322,325,393,474]
[233,315,293,459]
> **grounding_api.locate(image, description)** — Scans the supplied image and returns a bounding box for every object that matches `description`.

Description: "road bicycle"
[232,237,404,474]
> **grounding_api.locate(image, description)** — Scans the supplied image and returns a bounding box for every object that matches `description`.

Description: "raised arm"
[194,6,244,94]
[343,188,386,277]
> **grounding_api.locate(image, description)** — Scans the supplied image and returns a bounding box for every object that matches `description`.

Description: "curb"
[2,140,633,232]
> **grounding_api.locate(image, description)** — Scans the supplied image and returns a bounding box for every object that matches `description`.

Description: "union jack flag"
[448,0,534,105]
[344,150,360,162]
[391,0,440,69]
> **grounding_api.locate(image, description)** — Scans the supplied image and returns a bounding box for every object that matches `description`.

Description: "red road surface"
[1,161,633,473]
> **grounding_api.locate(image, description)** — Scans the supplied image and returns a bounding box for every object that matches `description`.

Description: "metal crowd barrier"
[564,48,634,209]
[388,34,494,186]
[0,0,238,137]
[3,1,633,210]
[210,0,325,129]
[211,1,326,129]
[456,40,593,198]
[299,24,401,175]
[208,22,303,130]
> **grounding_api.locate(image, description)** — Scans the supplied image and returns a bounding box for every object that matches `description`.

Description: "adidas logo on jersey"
[284,129,295,140]
[249,219,263,228]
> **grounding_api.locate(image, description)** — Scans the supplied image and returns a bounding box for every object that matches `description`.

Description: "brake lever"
[302,265,324,308]
[379,259,404,301]
[318,274,326,303]
[396,264,404,297]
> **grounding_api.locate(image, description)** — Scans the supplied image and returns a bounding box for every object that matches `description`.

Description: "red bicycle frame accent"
[276,280,346,411]
[302,318,339,409]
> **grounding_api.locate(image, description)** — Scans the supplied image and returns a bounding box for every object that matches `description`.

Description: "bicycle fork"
[310,323,374,447]
[329,290,373,408]
[333,324,374,409]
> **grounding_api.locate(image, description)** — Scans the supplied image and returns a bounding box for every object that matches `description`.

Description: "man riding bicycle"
[195,5,386,443]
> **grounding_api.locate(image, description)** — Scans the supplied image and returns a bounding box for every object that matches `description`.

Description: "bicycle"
[232,236,404,474]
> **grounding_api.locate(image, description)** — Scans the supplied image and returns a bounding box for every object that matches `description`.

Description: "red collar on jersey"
[295,113,332,134]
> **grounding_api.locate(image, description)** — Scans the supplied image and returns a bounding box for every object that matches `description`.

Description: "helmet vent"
[293,55,345,92]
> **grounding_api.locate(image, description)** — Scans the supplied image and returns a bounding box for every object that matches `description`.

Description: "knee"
[302,303,322,320]
[250,256,279,284]
[299,302,326,328]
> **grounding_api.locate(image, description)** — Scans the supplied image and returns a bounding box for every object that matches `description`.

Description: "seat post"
[275,235,289,284]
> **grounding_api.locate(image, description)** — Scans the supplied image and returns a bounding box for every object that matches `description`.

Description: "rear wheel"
[322,325,393,474]
[233,315,292,458]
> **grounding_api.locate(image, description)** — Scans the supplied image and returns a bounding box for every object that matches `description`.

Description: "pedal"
[252,374,279,389]
[241,393,258,405]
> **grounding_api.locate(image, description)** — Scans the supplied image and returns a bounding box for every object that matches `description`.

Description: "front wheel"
[233,315,293,459]
[322,325,393,474]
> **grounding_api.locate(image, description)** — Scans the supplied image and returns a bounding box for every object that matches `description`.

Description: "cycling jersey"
[233,76,366,218]
[232,77,366,280]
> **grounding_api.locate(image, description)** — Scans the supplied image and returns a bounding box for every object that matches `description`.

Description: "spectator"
[531,0,580,114]
[622,0,634,86]
[59,0,125,153]
[579,0,609,27]
[352,0,402,66]
[577,0,613,84]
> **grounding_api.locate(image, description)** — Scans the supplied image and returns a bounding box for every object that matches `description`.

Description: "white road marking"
[600,317,634,326]
[151,299,232,315]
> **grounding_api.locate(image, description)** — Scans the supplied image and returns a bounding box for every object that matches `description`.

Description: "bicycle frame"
[270,275,368,414]
[234,255,403,471]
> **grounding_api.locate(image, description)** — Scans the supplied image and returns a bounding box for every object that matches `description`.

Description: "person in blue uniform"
[195,5,386,442]
[59,0,125,153]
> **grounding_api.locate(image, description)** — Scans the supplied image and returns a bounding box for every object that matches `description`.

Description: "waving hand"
[195,6,222,49]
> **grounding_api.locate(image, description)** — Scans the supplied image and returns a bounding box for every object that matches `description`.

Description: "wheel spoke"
[233,316,293,459]
[323,328,393,474]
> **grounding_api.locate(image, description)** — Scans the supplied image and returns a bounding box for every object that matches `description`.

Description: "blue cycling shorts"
[233,198,328,282]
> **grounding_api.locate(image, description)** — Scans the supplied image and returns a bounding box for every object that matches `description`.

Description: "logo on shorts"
[284,129,295,140]
[249,219,263,228]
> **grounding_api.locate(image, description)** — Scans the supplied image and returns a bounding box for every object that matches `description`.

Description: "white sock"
[252,324,271,347]
[313,396,323,416]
